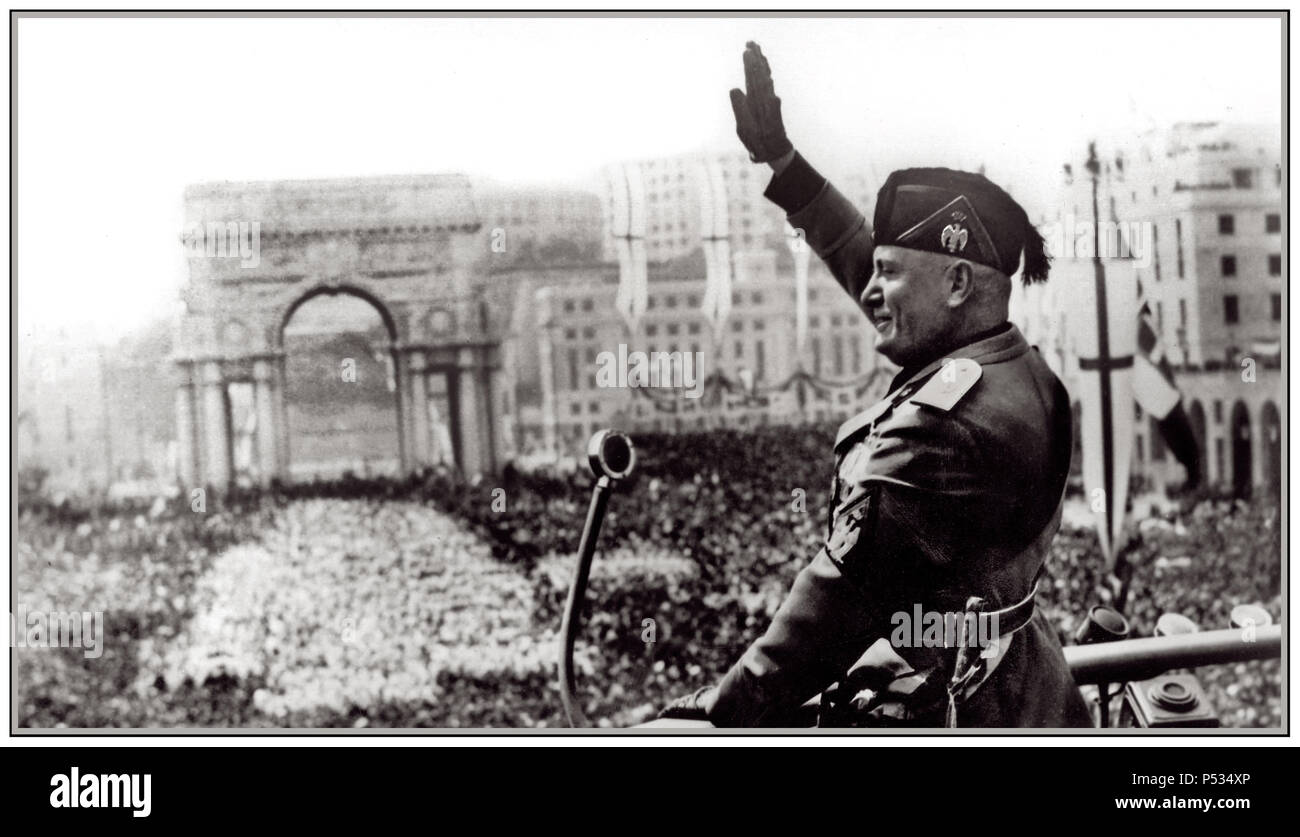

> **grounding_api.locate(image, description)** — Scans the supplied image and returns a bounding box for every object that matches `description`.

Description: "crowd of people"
[15,424,1281,728]
[454,427,1283,727]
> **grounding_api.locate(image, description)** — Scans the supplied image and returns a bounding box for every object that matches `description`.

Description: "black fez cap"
[872,168,1050,284]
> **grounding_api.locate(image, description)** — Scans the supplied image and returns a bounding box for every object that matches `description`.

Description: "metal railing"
[1065,625,1281,685]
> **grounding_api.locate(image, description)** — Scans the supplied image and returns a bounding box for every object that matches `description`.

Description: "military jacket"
[706,155,1091,728]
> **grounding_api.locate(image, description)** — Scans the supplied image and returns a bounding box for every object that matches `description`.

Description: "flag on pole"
[610,162,648,331]
[1076,143,1136,569]
[1134,297,1202,488]
[1076,263,1137,567]
[698,157,732,341]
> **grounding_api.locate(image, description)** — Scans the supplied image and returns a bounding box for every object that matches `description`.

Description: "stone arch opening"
[174,173,506,490]
[277,284,400,351]
[1230,400,1253,498]
[1188,399,1207,479]
[280,289,403,481]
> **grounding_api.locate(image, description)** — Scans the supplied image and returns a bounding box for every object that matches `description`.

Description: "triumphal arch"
[174,174,507,489]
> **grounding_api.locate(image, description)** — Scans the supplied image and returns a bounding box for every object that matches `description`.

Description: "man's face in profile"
[859,245,962,368]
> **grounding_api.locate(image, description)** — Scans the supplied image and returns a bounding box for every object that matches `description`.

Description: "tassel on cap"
[1020,218,1051,284]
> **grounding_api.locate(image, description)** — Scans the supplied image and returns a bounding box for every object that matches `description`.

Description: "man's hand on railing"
[657,685,718,722]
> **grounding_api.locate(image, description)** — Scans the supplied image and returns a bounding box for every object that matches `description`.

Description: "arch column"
[201,360,232,489]
[388,342,410,473]
[456,346,489,476]
[407,349,431,468]
[174,363,199,488]
[272,353,290,480]
[253,358,279,485]
[492,346,515,462]
[483,361,499,471]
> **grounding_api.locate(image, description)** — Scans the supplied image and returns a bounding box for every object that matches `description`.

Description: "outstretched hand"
[729,41,794,167]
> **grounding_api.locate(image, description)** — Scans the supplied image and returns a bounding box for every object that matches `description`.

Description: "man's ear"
[945,260,976,308]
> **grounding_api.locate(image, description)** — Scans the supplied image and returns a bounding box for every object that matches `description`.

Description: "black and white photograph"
[8,8,1287,754]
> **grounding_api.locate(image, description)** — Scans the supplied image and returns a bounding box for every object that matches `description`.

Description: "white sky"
[15,15,1283,343]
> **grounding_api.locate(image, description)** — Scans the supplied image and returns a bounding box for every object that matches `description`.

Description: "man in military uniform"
[660,42,1091,727]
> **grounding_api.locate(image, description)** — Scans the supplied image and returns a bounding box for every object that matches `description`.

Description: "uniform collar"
[891,322,1027,391]
[888,322,1019,392]
[835,323,1030,451]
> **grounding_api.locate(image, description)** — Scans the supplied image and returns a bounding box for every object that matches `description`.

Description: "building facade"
[33,136,1271,497]
[599,151,876,264]
[17,325,178,497]
[508,254,893,455]
[491,150,890,456]
[1023,121,1283,496]
[474,182,605,265]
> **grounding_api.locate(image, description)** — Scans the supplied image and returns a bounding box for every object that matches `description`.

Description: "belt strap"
[945,579,1039,727]
[819,579,1042,727]
[987,578,1039,636]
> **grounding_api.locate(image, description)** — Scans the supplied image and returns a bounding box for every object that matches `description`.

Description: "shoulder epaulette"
[910,358,982,411]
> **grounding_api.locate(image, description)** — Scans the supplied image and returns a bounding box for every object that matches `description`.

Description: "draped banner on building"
[786,221,811,356]
[697,157,732,341]
[609,162,648,331]
[534,287,559,455]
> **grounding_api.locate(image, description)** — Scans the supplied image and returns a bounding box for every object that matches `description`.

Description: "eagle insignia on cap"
[941,223,969,253]
[874,169,1052,283]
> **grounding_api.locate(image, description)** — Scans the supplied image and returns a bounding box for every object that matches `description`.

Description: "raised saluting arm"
[729,41,876,308]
